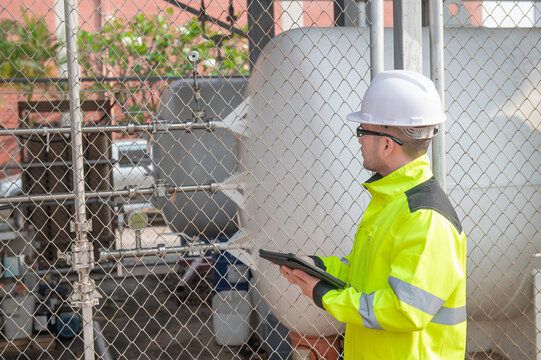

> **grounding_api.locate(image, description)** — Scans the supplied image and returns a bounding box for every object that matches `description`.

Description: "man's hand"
[280,265,320,300]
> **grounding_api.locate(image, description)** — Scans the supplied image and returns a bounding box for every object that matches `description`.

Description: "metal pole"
[0,120,217,137]
[99,241,234,260]
[370,0,384,80]
[35,257,181,276]
[64,0,95,358]
[0,183,216,205]
[247,0,274,68]
[333,0,345,27]
[1,74,249,85]
[393,0,422,72]
[429,0,446,190]
[93,321,113,360]
[1,159,111,171]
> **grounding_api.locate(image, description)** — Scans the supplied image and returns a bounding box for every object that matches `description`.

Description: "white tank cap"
[347,70,446,134]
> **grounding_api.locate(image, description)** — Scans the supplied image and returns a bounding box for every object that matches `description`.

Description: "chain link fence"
[0,0,539,359]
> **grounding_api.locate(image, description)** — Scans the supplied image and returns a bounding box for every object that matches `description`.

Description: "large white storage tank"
[238,28,370,335]
[233,26,540,355]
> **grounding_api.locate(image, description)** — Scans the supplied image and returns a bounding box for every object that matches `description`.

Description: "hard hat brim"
[346,111,365,123]
[346,111,446,126]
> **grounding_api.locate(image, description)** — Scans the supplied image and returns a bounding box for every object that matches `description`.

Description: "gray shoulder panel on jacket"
[405,177,463,233]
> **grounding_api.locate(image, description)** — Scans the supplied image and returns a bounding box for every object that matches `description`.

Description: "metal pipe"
[0,159,112,171]
[247,0,274,69]
[370,0,384,80]
[0,74,248,85]
[0,183,216,205]
[0,198,117,211]
[99,241,231,261]
[0,121,217,137]
[429,0,446,190]
[93,321,113,360]
[176,256,205,288]
[64,0,95,358]
[65,0,86,266]
[393,0,422,72]
[35,257,181,275]
[174,184,216,193]
[333,0,345,26]
[135,230,142,250]
[81,307,94,360]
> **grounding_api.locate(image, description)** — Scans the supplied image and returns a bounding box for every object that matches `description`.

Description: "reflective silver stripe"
[388,276,445,316]
[431,306,466,325]
[358,292,383,330]
[340,257,349,265]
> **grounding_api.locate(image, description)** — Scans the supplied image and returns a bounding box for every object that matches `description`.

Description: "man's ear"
[382,137,394,156]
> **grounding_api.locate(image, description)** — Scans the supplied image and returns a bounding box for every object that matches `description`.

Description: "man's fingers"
[282,268,310,283]
[280,266,307,286]
[278,267,316,300]
[280,266,293,276]
[292,269,309,280]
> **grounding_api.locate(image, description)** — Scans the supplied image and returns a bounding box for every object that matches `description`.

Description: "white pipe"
[282,1,304,30]
[370,0,384,80]
[54,0,69,79]
[429,0,446,190]
[93,320,113,360]
[81,306,95,360]
[392,0,422,72]
[64,0,95,358]
[0,120,217,137]
[0,183,215,205]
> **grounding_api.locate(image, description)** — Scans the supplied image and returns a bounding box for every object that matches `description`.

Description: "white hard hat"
[347,70,445,138]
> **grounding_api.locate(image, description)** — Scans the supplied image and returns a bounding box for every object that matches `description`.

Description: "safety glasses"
[356,126,404,146]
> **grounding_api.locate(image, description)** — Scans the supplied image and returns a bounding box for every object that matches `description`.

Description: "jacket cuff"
[313,281,336,310]
[309,256,326,270]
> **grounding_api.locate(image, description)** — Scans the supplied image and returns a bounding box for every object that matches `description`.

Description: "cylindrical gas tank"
[237,26,540,337]
[154,77,246,238]
[238,27,371,335]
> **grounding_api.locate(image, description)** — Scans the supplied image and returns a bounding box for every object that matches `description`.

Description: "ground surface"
[3,272,266,360]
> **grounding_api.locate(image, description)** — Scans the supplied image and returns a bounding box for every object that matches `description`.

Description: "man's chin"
[361,159,368,168]
[363,162,375,173]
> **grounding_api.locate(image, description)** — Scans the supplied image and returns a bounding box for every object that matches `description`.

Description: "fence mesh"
[0,0,540,359]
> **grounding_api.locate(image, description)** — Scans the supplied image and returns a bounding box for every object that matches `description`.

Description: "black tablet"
[259,249,347,289]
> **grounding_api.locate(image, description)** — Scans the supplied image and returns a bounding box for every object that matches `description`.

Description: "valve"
[188,50,200,63]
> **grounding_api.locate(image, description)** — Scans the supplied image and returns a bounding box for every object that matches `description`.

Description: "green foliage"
[0,12,58,78]
[0,10,61,98]
[77,9,249,123]
[0,8,249,123]
[77,10,249,78]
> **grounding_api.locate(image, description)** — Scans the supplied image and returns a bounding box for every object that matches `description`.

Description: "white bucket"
[212,290,251,346]
[2,295,35,339]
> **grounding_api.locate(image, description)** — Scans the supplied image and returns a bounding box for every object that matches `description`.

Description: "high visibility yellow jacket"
[312,154,467,359]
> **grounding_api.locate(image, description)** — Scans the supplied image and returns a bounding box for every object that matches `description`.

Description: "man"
[280,70,467,359]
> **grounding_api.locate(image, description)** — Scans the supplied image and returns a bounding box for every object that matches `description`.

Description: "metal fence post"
[392,0,422,72]
[64,0,97,359]
[370,0,384,80]
[429,0,446,190]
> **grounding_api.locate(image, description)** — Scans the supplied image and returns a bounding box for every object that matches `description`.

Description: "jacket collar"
[362,154,433,201]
